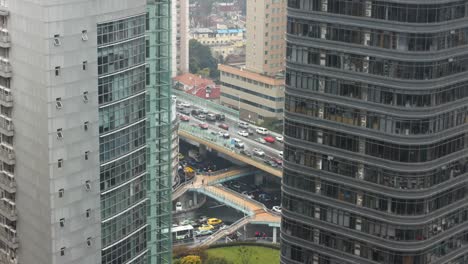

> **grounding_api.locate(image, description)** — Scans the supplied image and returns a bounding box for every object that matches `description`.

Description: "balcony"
[0,58,11,78]
[0,197,16,221]
[0,86,12,107]
[0,114,13,136]
[0,223,18,249]
[0,170,15,193]
[0,28,9,48]
[0,143,14,165]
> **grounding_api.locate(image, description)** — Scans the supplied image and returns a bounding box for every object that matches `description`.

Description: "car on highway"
[268,160,278,167]
[195,229,213,237]
[196,114,206,120]
[198,216,208,223]
[256,138,266,144]
[240,149,252,157]
[253,148,265,156]
[215,114,225,121]
[179,115,190,122]
[206,113,216,121]
[275,136,284,142]
[272,206,282,213]
[247,128,254,135]
[238,121,250,129]
[237,130,249,137]
[233,138,244,148]
[180,109,191,115]
[278,151,283,158]
[242,191,254,199]
[180,102,191,107]
[272,158,283,166]
[218,123,229,130]
[198,123,209,129]
[256,127,268,135]
[191,109,201,116]
[223,133,230,139]
[176,105,185,111]
[207,218,223,226]
[201,108,209,114]
[264,136,276,143]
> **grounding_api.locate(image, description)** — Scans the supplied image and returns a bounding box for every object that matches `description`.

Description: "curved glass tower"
[282,1,468,263]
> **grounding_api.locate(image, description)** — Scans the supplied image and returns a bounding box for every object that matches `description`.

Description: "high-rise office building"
[282,1,468,264]
[171,0,189,77]
[0,0,172,263]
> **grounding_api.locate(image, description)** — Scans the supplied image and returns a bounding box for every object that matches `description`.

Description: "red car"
[272,158,283,166]
[199,123,209,129]
[218,123,229,130]
[179,115,190,122]
[264,136,276,143]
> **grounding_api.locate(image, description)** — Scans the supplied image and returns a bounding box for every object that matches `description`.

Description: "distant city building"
[282,1,468,264]
[219,64,284,123]
[245,0,286,76]
[173,73,221,102]
[172,0,189,76]
[190,27,245,59]
[1,1,172,263]
[219,0,285,124]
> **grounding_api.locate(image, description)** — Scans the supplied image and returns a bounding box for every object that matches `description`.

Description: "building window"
[86,209,91,218]
[85,151,89,160]
[53,34,61,46]
[57,128,63,139]
[81,30,88,41]
[83,91,89,103]
[86,237,92,247]
[83,121,89,131]
[55,67,60,76]
[59,218,65,227]
[58,189,64,198]
[60,247,66,256]
[55,98,63,109]
[58,159,63,168]
[82,61,87,70]
[85,180,91,191]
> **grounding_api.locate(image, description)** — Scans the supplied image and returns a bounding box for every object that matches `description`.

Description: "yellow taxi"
[198,224,214,231]
[207,218,223,226]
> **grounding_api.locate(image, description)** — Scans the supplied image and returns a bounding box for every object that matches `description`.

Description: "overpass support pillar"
[272,227,277,243]
[199,144,207,158]
[254,173,264,186]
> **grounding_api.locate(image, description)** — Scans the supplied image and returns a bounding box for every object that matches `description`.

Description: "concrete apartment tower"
[172,0,189,77]
[282,1,468,264]
[0,0,172,263]
[245,0,286,76]
[219,0,286,124]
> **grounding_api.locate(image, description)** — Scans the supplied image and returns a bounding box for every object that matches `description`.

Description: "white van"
[238,121,250,129]
[256,127,268,135]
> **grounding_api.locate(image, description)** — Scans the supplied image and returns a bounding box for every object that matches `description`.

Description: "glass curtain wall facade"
[146,0,173,263]
[282,1,468,264]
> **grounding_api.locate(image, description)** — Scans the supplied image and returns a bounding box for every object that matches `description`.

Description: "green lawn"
[206,246,280,264]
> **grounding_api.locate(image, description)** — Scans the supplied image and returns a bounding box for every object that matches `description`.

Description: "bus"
[172,225,194,242]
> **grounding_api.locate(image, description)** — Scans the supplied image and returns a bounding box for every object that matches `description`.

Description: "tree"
[189,39,219,79]
[180,255,202,264]
[237,246,252,264]
[204,256,233,264]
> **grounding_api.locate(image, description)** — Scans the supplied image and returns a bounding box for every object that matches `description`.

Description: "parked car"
[218,123,229,130]
[272,206,282,213]
[237,130,249,137]
[179,115,190,122]
[256,127,268,135]
[264,136,276,143]
[253,148,265,156]
[275,136,284,142]
[207,218,223,226]
[215,114,225,121]
[198,123,209,129]
[175,202,183,212]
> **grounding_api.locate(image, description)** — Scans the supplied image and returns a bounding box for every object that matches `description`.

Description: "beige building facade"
[245,0,286,76]
[219,64,284,123]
